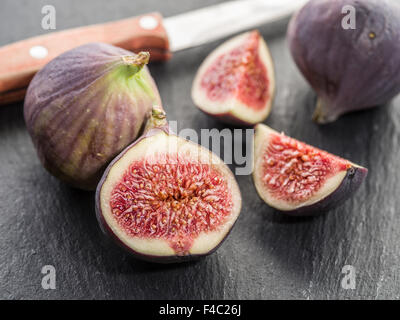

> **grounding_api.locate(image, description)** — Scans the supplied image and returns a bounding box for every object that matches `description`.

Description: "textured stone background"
[1,0,399,299]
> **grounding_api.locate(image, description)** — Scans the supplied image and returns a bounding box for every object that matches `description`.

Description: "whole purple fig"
[24,43,162,190]
[288,0,400,123]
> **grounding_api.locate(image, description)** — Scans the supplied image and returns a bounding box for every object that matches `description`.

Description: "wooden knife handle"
[0,12,170,105]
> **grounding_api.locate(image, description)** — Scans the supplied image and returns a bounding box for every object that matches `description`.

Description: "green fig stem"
[122,51,150,77]
[143,107,167,133]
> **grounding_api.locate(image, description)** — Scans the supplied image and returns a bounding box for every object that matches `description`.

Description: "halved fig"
[96,108,242,263]
[192,30,275,125]
[253,124,367,215]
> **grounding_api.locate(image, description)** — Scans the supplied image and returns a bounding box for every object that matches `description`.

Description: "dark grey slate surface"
[1,0,399,300]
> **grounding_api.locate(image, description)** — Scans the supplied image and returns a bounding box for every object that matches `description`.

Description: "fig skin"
[96,109,242,263]
[24,43,162,190]
[192,30,275,126]
[288,0,400,124]
[253,124,368,216]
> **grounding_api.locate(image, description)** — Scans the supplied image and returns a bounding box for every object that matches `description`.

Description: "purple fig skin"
[95,109,241,263]
[279,166,368,216]
[24,43,162,190]
[288,0,400,123]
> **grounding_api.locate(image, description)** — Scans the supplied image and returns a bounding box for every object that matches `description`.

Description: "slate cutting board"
[1,0,400,300]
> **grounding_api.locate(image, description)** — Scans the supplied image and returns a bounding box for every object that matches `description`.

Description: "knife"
[0,0,307,105]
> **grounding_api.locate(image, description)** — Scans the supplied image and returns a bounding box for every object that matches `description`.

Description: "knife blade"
[0,0,307,105]
[165,0,308,52]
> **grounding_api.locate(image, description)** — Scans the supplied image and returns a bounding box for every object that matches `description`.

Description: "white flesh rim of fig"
[99,131,242,257]
[191,31,275,124]
[253,124,364,211]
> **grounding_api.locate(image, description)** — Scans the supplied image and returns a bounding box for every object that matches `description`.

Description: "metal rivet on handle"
[29,45,48,59]
[139,15,159,30]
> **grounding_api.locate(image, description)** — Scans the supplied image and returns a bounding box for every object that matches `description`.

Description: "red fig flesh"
[24,43,162,190]
[192,30,275,125]
[253,124,367,215]
[96,109,242,262]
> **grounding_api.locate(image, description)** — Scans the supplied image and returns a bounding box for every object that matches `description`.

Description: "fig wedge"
[253,124,367,215]
[192,30,275,125]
